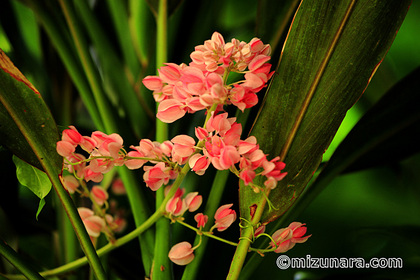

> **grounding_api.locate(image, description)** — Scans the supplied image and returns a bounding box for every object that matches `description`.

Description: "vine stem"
[226,189,271,280]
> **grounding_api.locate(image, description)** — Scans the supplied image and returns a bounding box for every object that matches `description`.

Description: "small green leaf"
[13,155,51,219]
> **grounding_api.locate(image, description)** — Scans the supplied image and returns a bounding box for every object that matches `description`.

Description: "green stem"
[0,239,45,280]
[153,0,171,279]
[59,0,118,134]
[226,189,271,280]
[55,193,78,279]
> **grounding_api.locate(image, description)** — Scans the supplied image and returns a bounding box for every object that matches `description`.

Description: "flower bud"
[168,242,195,265]
[214,204,236,231]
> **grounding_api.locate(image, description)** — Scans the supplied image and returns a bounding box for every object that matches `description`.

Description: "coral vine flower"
[194,213,208,228]
[62,175,79,194]
[91,186,109,206]
[168,242,195,265]
[143,32,273,123]
[214,204,237,231]
[270,222,311,253]
[166,188,187,216]
[78,207,105,238]
[143,162,173,191]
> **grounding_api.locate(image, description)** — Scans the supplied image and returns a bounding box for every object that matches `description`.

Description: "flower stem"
[226,189,271,280]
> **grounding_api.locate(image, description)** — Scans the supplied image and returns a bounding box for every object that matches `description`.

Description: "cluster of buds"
[143,32,274,123]
[61,175,127,239]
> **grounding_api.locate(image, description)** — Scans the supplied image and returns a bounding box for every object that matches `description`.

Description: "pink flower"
[142,76,163,92]
[261,156,287,181]
[91,186,109,206]
[124,148,147,170]
[83,167,104,183]
[206,112,232,135]
[254,225,266,237]
[65,153,86,178]
[270,222,311,253]
[56,140,75,157]
[157,99,187,123]
[171,135,196,164]
[219,145,240,169]
[184,192,202,212]
[168,242,195,266]
[239,167,256,185]
[111,178,126,195]
[194,213,208,228]
[158,63,183,84]
[214,204,236,231]
[189,154,210,175]
[62,126,83,146]
[62,175,79,194]
[195,126,208,141]
[143,162,171,191]
[166,188,187,216]
[78,207,105,238]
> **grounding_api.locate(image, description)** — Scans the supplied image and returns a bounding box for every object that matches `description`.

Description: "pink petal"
[157,99,187,123]
[142,76,163,91]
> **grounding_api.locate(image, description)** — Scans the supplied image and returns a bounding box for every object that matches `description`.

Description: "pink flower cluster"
[78,205,125,239]
[61,175,127,239]
[143,32,274,123]
[192,112,287,189]
[57,126,125,183]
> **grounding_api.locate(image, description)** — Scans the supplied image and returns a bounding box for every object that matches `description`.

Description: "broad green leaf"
[13,155,51,219]
[282,66,420,222]
[0,49,61,172]
[240,0,412,224]
[0,103,42,170]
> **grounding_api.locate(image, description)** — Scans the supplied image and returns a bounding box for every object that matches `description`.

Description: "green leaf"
[12,155,51,219]
[0,49,107,279]
[0,49,61,171]
[0,103,42,170]
[281,66,420,224]
[240,0,412,224]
